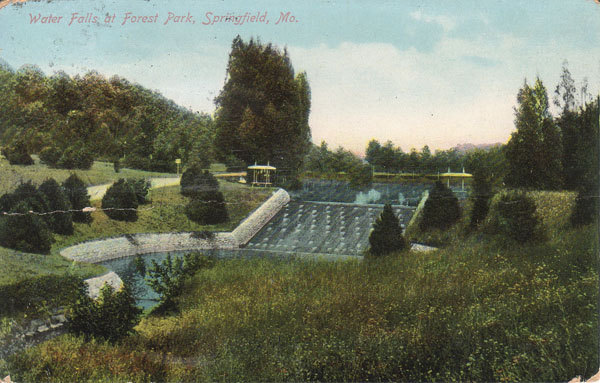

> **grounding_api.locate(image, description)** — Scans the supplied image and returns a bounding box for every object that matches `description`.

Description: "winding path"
[87,176,181,201]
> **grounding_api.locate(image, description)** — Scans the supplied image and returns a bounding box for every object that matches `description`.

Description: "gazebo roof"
[248,164,276,170]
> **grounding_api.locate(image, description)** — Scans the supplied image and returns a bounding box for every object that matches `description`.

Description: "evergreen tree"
[185,190,228,225]
[214,36,311,175]
[368,204,406,256]
[469,169,492,229]
[62,174,93,223]
[102,179,139,222]
[2,140,34,165]
[180,166,219,197]
[504,78,562,190]
[38,178,73,235]
[0,201,53,254]
[420,181,461,230]
[496,191,539,243]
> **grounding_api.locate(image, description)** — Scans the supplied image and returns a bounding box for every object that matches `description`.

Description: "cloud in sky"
[0,0,598,154]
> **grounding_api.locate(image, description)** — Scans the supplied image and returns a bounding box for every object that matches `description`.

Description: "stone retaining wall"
[231,188,291,245]
[60,189,289,264]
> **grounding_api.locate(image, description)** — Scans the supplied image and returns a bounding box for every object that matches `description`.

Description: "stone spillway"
[246,201,415,256]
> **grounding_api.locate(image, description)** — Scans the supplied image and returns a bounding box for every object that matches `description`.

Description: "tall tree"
[504,78,562,190]
[214,36,311,176]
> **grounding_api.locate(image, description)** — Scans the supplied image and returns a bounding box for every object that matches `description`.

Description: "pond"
[100,249,359,310]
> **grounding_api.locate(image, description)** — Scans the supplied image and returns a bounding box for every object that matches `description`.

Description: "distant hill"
[452,142,503,153]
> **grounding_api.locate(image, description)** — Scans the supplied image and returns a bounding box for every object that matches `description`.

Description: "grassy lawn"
[52,181,273,250]
[0,156,175,195]
[0,247,105,287]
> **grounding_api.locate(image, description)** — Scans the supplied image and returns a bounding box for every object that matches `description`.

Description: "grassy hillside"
[7,223,597,382]
[405,188,577,247]
[52,182,272,250]
[0,248,105,287]
[0,156,175,195]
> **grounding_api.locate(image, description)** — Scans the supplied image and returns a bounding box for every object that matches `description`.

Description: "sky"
[0,0,599,155]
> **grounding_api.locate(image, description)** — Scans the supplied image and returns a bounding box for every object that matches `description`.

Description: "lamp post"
[175,158,181,176]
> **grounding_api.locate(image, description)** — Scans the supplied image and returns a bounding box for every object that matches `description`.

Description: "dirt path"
[87,176,181,201]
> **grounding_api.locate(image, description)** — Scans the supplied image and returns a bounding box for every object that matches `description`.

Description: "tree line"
[0,60,215,172]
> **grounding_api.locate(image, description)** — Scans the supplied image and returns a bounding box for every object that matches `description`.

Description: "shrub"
[101,178,139,222]
[146,252,214,312]
[469,172,492,229]
[420,180,461,231]
[571,182,598,226]
[368,203,406,256]
[0,201,53,254]
[38,178,73,235]
[185,190,228,225]
[495,190,539,243]
[57,145,94,170]
[0,274,82,317]
[62,174,93,223]
[181,166,219,197]
[129,178,151,205]
[1,142,34,165]
[67,282,141,342]
[39,145,62,167]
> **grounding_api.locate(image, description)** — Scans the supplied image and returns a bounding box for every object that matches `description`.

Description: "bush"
[469,172,492,229]
[181,166,219,197]
[67,282,141,342]
[38,178,73,235]
[420,181,461,231]
[39,145,62,167]
[1,142,34,165]
[129,178,151,205]
[57,145,94,170]
[368,204,406,256]
[0,201,53,254]
[62,174,93,223]
[571,182,598,226]
[0,274,83,317]
[101,179,139,222]
[146,252,214,312]
[495,190,539,243]
[185,190,228,225]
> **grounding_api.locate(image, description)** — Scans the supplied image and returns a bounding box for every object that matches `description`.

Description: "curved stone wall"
[60,189,289,264]
[231,188,291,245]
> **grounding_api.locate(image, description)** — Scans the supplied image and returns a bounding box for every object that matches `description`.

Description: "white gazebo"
[247,162,276,187]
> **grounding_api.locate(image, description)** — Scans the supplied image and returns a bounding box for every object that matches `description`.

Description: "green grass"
[0,247,105,287]
[52,182,273,250]
[0,156,175,195]
[7,223,598,382]
[406,189,578,247]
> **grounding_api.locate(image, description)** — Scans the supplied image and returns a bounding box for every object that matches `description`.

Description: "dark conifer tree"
[420,181,461,230]
[62,174,93,223]
[39,178,73,235]
[369,204,406,256]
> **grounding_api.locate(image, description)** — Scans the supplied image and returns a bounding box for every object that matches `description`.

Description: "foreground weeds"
[9,224,598,382]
